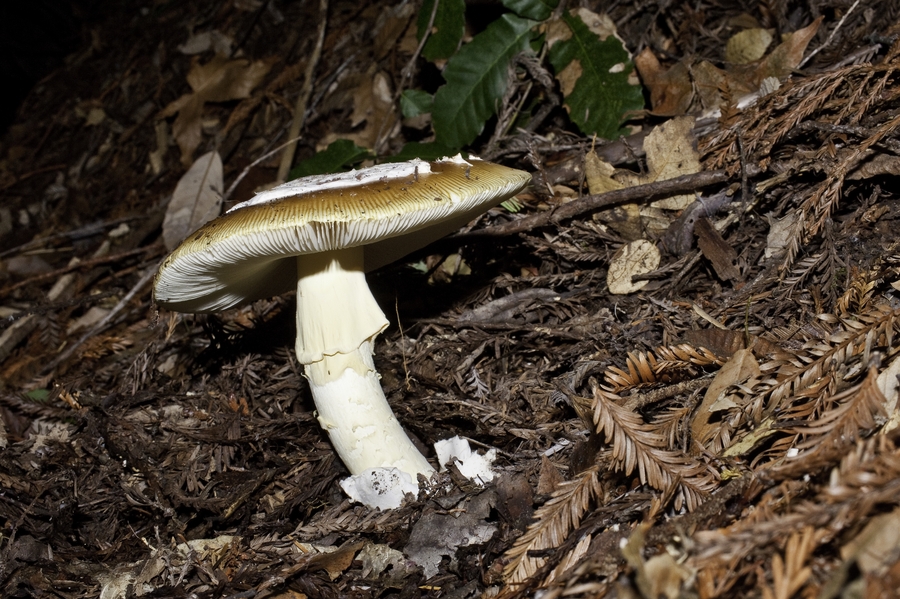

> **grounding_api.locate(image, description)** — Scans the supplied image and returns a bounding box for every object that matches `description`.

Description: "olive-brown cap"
[153,155,530,312]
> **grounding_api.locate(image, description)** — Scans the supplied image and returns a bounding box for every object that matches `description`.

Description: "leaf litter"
[1,1,900,598]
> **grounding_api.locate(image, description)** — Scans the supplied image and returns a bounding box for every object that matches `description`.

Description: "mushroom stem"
[295,248,434,478]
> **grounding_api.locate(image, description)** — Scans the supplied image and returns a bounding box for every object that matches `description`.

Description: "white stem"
[295,248,434,478]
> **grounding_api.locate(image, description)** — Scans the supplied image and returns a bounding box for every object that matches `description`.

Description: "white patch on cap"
[440,153,474,165]
[231,158,434,212]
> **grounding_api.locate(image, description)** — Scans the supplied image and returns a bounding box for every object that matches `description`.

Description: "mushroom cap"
[153,155,531,312]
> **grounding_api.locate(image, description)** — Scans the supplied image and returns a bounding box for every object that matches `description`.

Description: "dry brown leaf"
[692,348,760,444]
[683,329,781,361]
[644,116,702,210]
[267,591,307,599]
[634,48,693,116]
[177,30,234,56]
[764,212,798,260]
[319,69,397,150]
[536,455,564,495]
[162,151,223,251]
[640,18,819,120]
[543,15,572,46]
[691,60,734,111]
[621,522,691,599]
[372,2,415,60]
[584,150,645,239]
[571,8,618,40]
[752,17,823,85]
[591,117,701,237]
[308,542,364,581]
[607,239,660,295]
[160,55,273,165]
[585,150,623,195]
[556,60,583,100]
[695,216,740,281]
[725,28,773,64]
[642,553,692,599]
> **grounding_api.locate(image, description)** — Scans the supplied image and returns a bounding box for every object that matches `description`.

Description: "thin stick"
[401,0,440,86]
[0,245,163,298]
[41,264,158,376]
[223,134,304,204]
[374,0,442,153]
[799,0,862,69]
[450,169,733,240]
[276,0,329,183]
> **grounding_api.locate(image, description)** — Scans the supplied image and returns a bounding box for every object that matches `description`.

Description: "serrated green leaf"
[289,140,372,179]
[400,89,434,118]
[502,0,558,21]
[383,141,459,163]
[432,14,537,149]
[417,0,466,61]
[547,12,644,139]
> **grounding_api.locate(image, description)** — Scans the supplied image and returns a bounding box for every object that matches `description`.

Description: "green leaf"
[547,12,644,139]
[383,141,459,163]
[503,0,558,21]
[417,0,466,61]
[432,14,537,150]
[400,89,434,118]
[289,140,372,179]
[501,197,524,212]
[26,388,50,402]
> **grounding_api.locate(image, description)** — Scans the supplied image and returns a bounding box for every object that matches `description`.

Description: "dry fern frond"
[603,344,722,391]
[651,403,693,449]
[702,61,899,170]
[758,305,899,414]
[722,306,898,460]
[836,265,878,317]
[822,435,900,501]
[792,368,886,448]
[703,409,743,455]
[655,343,723,366]
[761,368,888,479]
[693,437,900,567]
[502,464,604,586]
[779,112,900,273]
[759,527,816,599]
[748,434,800,470]
[545,533,592,584]
[778,251,828,298]
[604,350,660,390]
[593,386,718,511]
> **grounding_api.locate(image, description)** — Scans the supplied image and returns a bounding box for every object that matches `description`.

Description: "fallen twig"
[40,264,158,376]
[275,0,329,183]
[453,169,734,239]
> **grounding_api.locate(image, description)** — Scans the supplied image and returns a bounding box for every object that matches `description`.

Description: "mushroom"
[153,155,530,483]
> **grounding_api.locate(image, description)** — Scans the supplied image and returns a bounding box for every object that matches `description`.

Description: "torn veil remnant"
[153,155,531,487]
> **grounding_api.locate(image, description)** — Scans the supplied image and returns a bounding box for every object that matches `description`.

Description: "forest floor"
[2,1,900,598]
